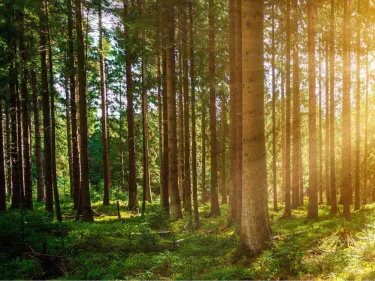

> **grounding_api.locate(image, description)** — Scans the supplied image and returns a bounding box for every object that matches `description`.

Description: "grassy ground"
[1,199,375,280]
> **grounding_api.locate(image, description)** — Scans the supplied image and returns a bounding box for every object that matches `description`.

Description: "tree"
[208,0,220,217]
[123,0,138,212]
[284,0,292,218]
[67,0,81,210]
[99,0,111,206]
[166,2,182,220]
[307,0,318,219]
[342,0,351,218]
[75,0,94,222]
[240,0,271,256]
[0,95,6,211]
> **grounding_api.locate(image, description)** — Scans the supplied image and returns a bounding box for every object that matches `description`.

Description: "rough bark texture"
[189,0,199,227]
[228,0,237,222]
[166,3,182,220]
[342,0,351,218]
[240,0,271,256]
[32,71,44,202]
[75,0,94,222]
[123,0,138,212]
[209,0,220,217]
[284,0,292,218]
[307,0,318,219]
[99,0,110,206]
[329,0,337,214]
[162,26,169,211]
[182,0,192,212]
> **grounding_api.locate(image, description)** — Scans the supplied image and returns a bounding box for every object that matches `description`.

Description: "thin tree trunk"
[220,91,227,205]
[182,0,192,212]
[119,82,126,192]
[201,100,207,204]
[342,0,351,218]
[209,0,220,217]
[330,0,337,214]
[67,0,81,210]
[123,0,138,212]
[75,0,94,222]
[354,0,361,210]
[5,101,12,200]
[166,3,182,220]
[64,73,74,199]
[284,0,292,218]
[99,0,110,206]
[228,0,237,222]
[325,39,331,205]
[0,96,6,211]
[318,46,323,205]
[189,0,199,227]
[32,71,44,202]
[307,0,318,219]
[364,3,369,205]
[291,0,300,209]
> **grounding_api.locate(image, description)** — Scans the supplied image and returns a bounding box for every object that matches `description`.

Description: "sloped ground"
[1,199,375,280]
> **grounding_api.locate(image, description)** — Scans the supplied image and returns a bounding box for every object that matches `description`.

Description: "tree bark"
[75,0,94,222]
[325,39,331,205]
[64,73,74,200]
[240,0,271,256]
[318,46,323,205]
[220,91,227,205]
[0,96,6,211]
[307,0,318,220]
[123,0,138,212]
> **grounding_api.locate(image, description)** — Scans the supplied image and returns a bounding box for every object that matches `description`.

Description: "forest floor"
[2,197,375,280]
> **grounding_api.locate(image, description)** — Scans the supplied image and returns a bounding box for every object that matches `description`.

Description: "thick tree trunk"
[32,71,44,202]
[99,0,110,206]
[67,0,81,210]
[166,3,182,220]
[240,0,271,256]
[342,0,351,218]
[123,0,138,212]
[228,0,237,222]
[75,0,94,222]
[209,0,220,217]
[189,0,199,227]
[307,0,318,219]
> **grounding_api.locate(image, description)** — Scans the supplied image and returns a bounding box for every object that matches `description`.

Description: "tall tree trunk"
[0,96,6,211]
[67,0,80,210]
[364,2,369,205]
[46,1,62,221]
[325,39,331,205]
[75,0,94,222]
[182,0,192,212]
[209,0,220,217]
[235,0,242,223]
[291,0,300,209]
[228,0,237,222]
[354,0,361,210]
[32,70,44,202]
[166,3,182,220]
[162,24,169,211]
[201,100,207,204]
[220,91,227,205]
[342,0,351,218]
[123,0,138,212]
[39,7,53,213]
[119,82,126,192]
[284,0,292,218]
[318,47,323,205]
[64,73,74,199]
[5,101,12,200]
[18,7,32,209]
[271,3,278,212]
[189,0,199,226]
[240,0,271,256]
[307,0,318,219]
[178,29,184,202]
[99,0,110,206]
[330,0,337,214]
[281,64,286,204]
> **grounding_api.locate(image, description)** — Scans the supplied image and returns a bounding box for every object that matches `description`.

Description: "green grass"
[2,199,375,280]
